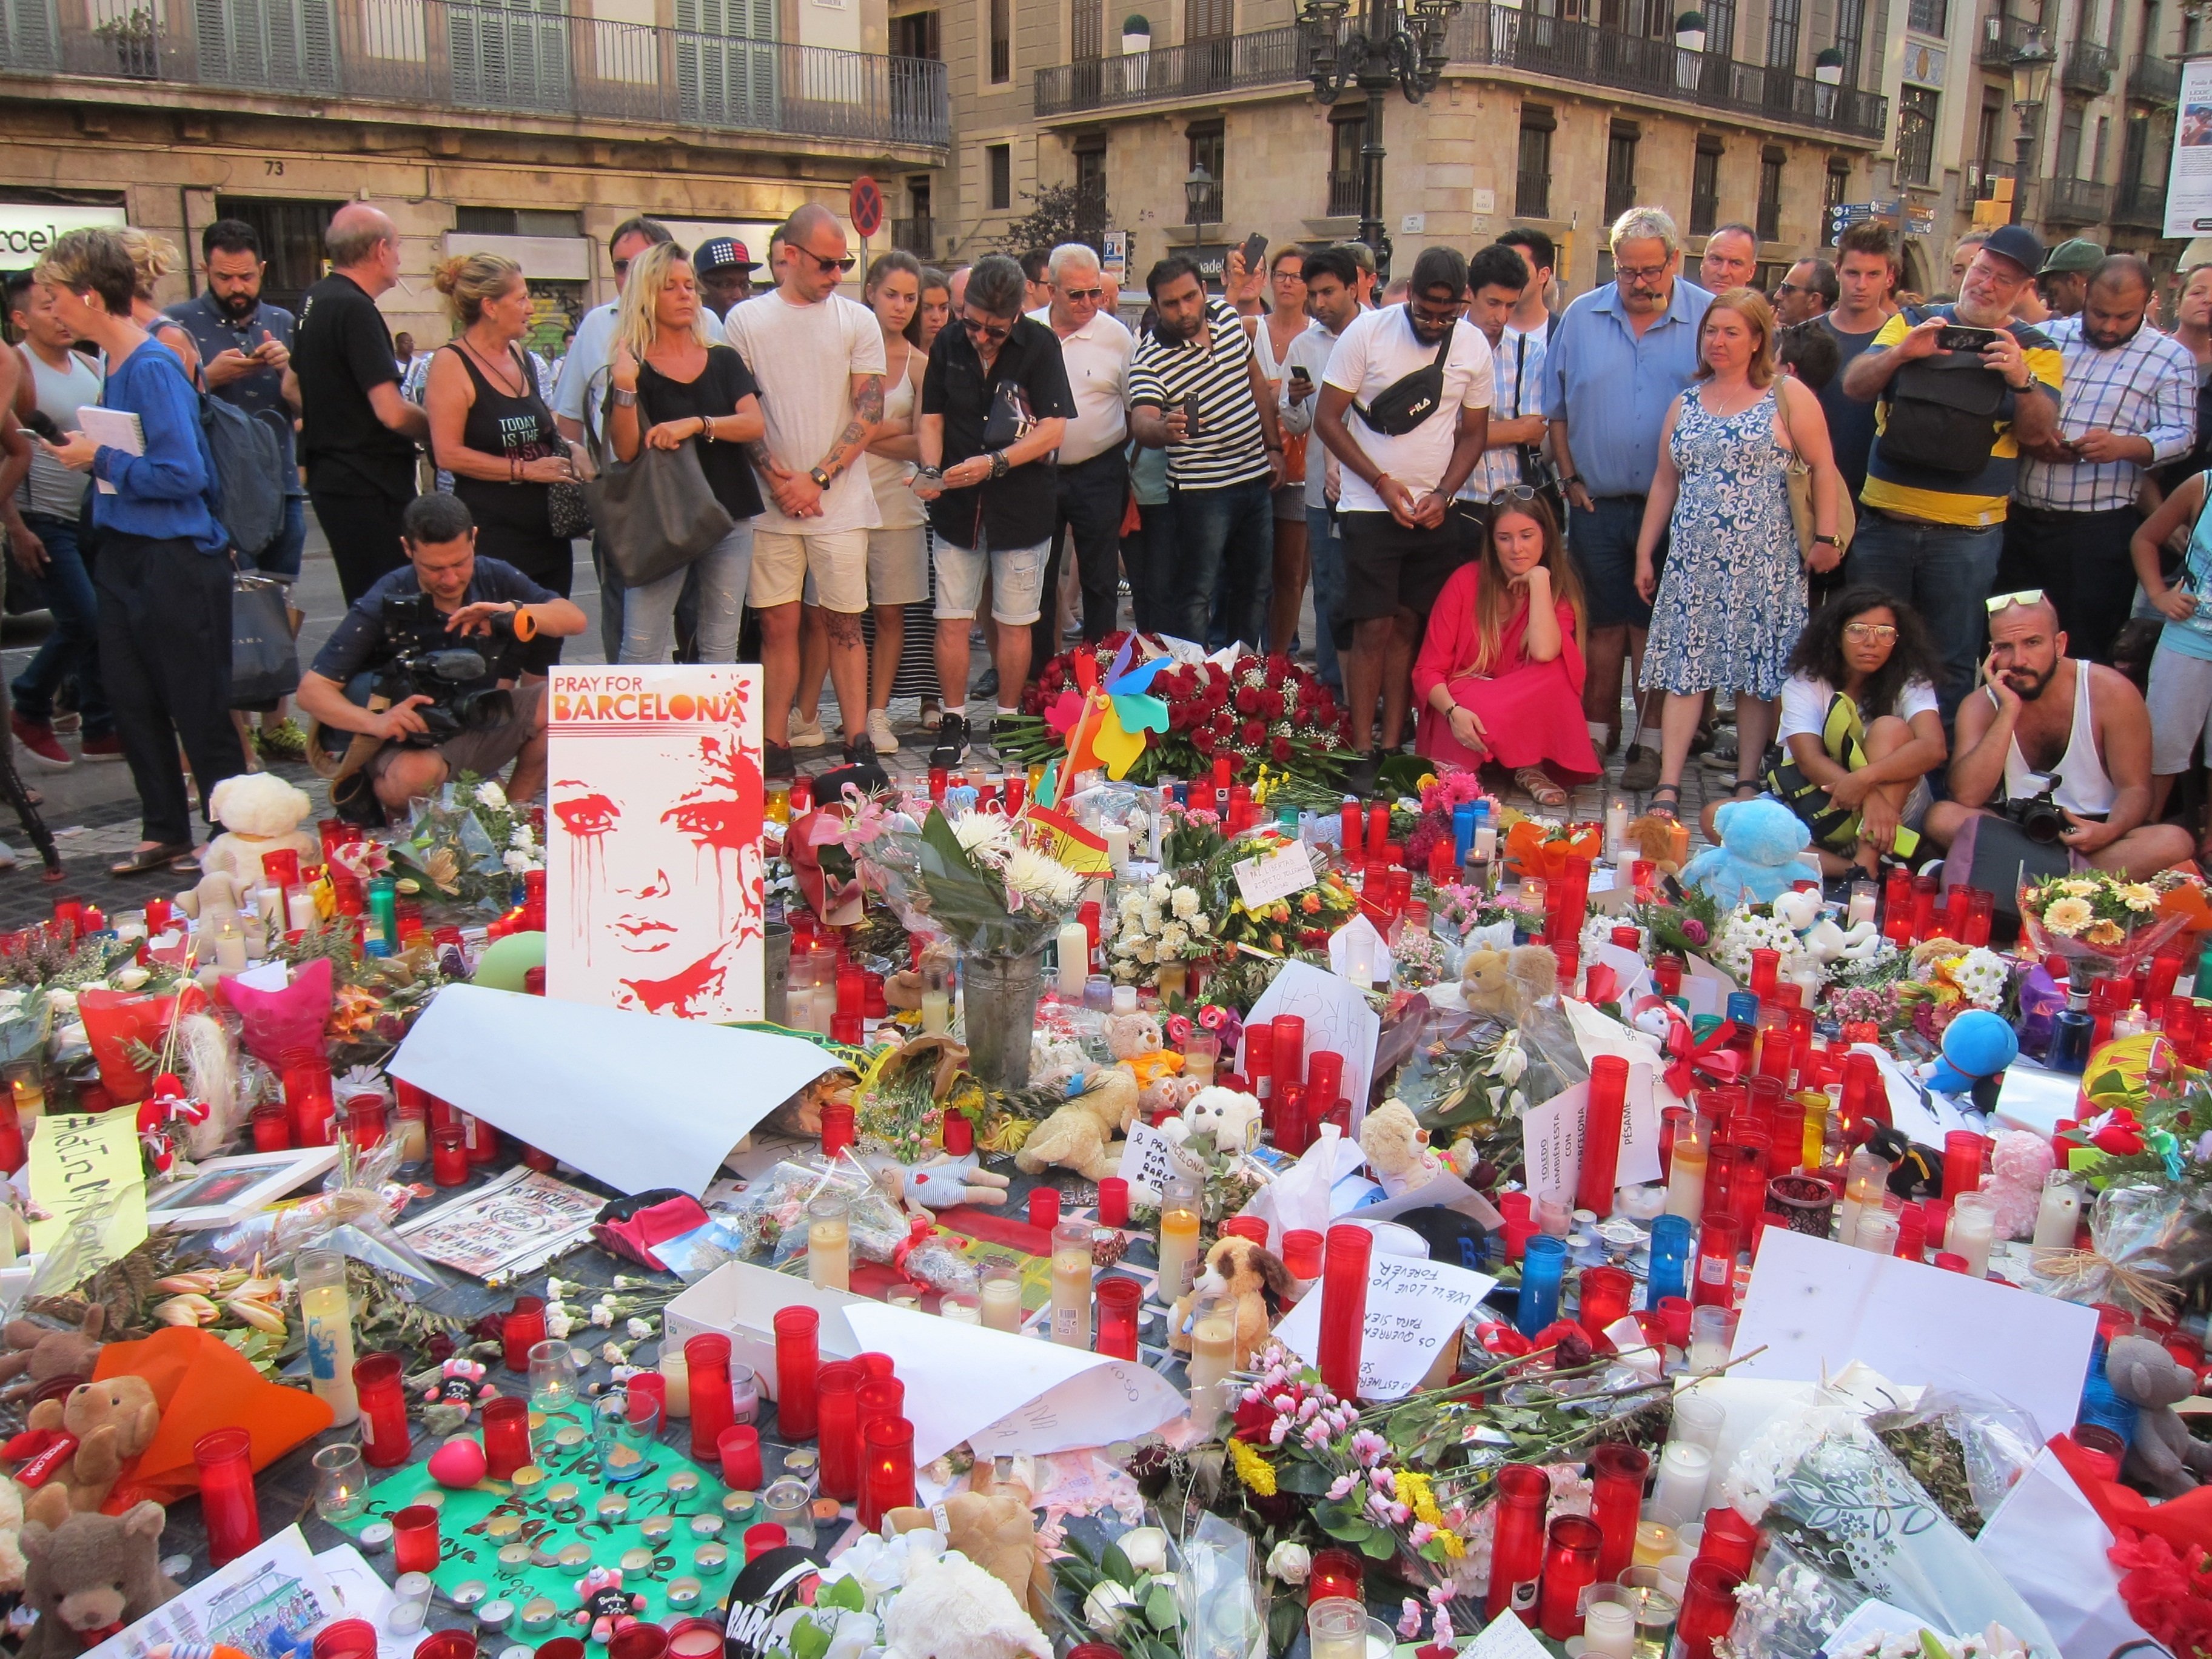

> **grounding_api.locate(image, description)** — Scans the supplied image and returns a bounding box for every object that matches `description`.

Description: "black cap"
[1978,224,2045,280]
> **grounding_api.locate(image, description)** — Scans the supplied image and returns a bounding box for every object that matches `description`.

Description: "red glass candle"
[431,1125,468,1186]
[1726,1139,1771,1250]
[607,1628,665,1659]
[1909,874,1938,940]
[1672,1561,1744,1659]
[1272,1014,1305,1092]
[391,1500,441,1574]
[313,1621,378,1659]
[503,1295,546,1372]
[1654,955,1684,999]
[1097,1177,1130,1228]
[1340,802,1364,860]
[1578,1265,1633,1339]
[1964,886,1995,946]
[1658,1105,1687,1181]
[1697,1506,1760,1577]
[1895,1201,1927,1261]
[855,1379,905,1492]
[463,1112,498,1164]
[1245,1022,1275,1101]
[942,1110,974,1156]
[1943,1130,1985,1198]
[1317,1224,1372,1400]
[1537,1513,1603,1640]
[286,1064,337,1147]
[1693,1216,1739,1309]
[628,1372,665,1421]
[194,1427,261,1566]
[1576,1055,1629,1217]
[820,1101,855,1161]
[1655,1295,1694,1350]
[1588,1442,1649,1583]
[0,1104,23,1178]
[414,1634,474,1659]
[481,1396,531,1480]
[859,1415,915,1531]
[1747,947,1780,999]
[1095,1277,1142,1360]
[1769,1096,1806,1174]
[1305,1051,1343,1120]
[744,1523,787,1561]
[816,1362,861,1501]
[354,1352,412,1467]
[1029,1186,1061,1232]
[343,1094,387,1153]
[761,1307,817,1441]
[1484,1464,1549,1623]
[1366,802,1389,853]
[1281,1230,1324,1278]
[687,1333,739,1462]
[1273,1084,1309,1155]
[1307,1548,1364,1606]
[719,1425,763,1490]
[252,1101,292,1153]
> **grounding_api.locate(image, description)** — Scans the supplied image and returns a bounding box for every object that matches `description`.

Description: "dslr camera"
[372,591,537,748]
[2000,776,2068,845]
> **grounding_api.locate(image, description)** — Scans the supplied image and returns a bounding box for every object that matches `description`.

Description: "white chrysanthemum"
[502,850,533,874]
[475,780,508,809]
[1171,886,1201,919]
[952,811,1011,857]
[1159,921,1190,955]
[511,823,535,850]
[1005,843,1082,906]
[1149,875,1173,905]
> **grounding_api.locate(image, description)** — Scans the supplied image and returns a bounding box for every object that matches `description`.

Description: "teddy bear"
[879,1547,1052,1659]
[196,773,320,894]
[888,1461,1048,1615]
[421,1356,500,1432]
[0,1309,107,1405]
[0,1475,24,1595]
[1014,1068,1139,1182]
[1163,1087,1264,1156]
[1926,1009,2020,1114]
[1139,1071,1201,1128]
[18,1375,163,1526]
[1678,797,1811,909]
[1359,1099,1445,1198]
[1168,1235,1296,1370]
[1461,945,1558,1022]
[2106,1333,2212,1498]
[1979,1128,2055,1240]
[572,1565,649,1644]
[18,1501,180,1659]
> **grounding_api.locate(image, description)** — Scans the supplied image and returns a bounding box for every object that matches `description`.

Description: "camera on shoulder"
[374,591,537,748]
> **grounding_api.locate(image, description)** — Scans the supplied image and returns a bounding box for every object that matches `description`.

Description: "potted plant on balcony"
[93,5,158,78]
[1674,10,1705,91]
[1813,45,1845,116]
[1122,15,1149,92]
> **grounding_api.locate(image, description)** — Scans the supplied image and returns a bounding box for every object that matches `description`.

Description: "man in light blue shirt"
[1546,206,1712,787]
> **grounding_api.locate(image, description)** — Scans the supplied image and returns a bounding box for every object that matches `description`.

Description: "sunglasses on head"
[1986,588,2045,613]
[1487,485,1540,504]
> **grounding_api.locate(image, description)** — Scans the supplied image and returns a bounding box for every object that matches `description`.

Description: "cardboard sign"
[1116,1119,1204,1207]
[1232,840,1318,909]
[1246,960,1382,1132]
[27,1110,146,1270]
[1272,1253,1495,1400]
[1520,1060,1663,1207]
[544,666,766,1021]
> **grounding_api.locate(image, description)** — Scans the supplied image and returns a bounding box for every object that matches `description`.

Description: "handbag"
[230,572,301,709]
[1775,378,1854,560]
[1355,310,1455,437]
[585,404,736,589]
[548,478,593,540]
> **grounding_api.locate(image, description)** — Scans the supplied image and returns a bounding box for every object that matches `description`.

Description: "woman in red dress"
[1412,490,1601,806]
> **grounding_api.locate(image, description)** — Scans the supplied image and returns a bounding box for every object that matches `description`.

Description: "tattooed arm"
[777,372,882,520]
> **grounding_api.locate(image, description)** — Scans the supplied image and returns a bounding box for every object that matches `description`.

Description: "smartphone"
[1180,394,1204,437]
[1937,324,2000,354]
[18,410,60,443]
[1289,365,1312,384]
[1239,231,1268,275]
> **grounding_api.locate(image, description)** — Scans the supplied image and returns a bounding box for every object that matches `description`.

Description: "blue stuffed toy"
[1926,1008,2019,1110]
[1677,797,1811,909]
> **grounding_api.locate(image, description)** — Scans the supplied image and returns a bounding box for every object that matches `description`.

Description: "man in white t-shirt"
[1314,246,1493,788]
[724,203,887,777]
[1278,246,1364,695]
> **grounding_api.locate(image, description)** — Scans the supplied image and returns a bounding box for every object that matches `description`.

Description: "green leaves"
[788,1619,830,1659]
[817,1577,865,1614]
[1144,1583,1177,1632]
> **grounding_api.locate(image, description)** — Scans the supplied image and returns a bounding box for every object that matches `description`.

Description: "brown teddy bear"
[1359,1101,1445,1197]
[888,1460,1047,1615]
[20,1376,163,1526]
[1167,1235,1296,1370]
[1014,1068,1139,1182]
[1460,945,1558,1022]
[0,1309,108,1406]
[18,1501,180,1659]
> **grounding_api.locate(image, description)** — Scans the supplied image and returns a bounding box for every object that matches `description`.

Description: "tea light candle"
[667,1471,701,1506]
[497,1545,532,1573]
[509,1466,545,1496]
[387,1573,433,1636]
[782,1448,820,1489]
[553,1426,587,1452]
[450,1580,489,1611]
[485,1514,521,1542]
[641,1517,675,1547]
[694,1543,729,1577]
[547,1481,582,1519]
[666,1578,703,1610]
[358,1521,393,1555]
[478,1600,515,1635]
[499,1646,532,1659]
[618,1548,654,1582]
[520,1601,558,1635]
[689,1514,725,1539]
[597,1495,630,1526]
[722,1490,757,1520]
[557,1543,592,1570]
[412,1490,447,1510]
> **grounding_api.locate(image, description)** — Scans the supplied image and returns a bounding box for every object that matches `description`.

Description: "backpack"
[198,395,286,557]
[1878,307,2014,477]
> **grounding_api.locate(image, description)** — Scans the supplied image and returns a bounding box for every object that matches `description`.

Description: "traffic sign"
[850,176,884,239]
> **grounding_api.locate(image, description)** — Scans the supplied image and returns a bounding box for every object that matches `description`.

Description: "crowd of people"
[8,193,2212,888]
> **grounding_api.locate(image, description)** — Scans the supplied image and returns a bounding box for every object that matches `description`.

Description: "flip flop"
[110,842,194,876]
[1513,765,1569,809]
[1646,784,1681,822]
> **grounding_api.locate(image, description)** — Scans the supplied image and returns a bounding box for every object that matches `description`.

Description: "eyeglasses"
[1986,588,2045,613]
[1774,281,1808,297]
[1617,263,1672,285]
[799,249,859,275]
[1843,622,1899,643]
[961,315,1011,343]
[1059,287,1104,301]
[1487,485,1539,504]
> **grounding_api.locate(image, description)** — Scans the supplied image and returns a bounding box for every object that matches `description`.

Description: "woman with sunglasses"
[1410,489,1600,805]
[1730,586,1946,875]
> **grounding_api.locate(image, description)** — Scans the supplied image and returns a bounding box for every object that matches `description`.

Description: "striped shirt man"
[2014,313,2197,512]
[1463,320,1549,501]
[1128,297,1274,492]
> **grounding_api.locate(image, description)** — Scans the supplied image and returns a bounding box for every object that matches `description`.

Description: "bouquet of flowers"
[1111,873,1221,987]
[2019,868,2199,975]
[859,806,1085,957]
[390,773,539,908]
[1712,904,1810,984]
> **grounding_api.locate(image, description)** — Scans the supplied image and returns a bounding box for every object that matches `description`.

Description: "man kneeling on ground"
[298,493,588,818]
[1923,591,2194,877]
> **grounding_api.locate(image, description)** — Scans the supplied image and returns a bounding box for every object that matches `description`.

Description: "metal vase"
[960,948,1045,1089]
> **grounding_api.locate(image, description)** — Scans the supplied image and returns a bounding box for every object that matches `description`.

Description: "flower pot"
[962,949,1045,1088]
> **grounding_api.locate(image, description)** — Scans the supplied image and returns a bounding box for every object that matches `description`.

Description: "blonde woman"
[424,252,577,671]
[605,243,765,665]
[1632,287,1843,819]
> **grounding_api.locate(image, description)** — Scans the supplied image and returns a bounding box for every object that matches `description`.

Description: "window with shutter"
[194,0,337,91]
[449,0,572,113]
[1,0,59,70]
[675,0,776,129]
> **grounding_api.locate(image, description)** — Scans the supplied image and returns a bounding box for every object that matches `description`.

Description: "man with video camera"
[298,493,588,819]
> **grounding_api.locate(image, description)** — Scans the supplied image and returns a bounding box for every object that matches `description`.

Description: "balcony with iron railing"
[2129,52,2180,103]
[1326,169,1362,217]
[1979,9,2039,67]
[2043,175,2113,223]
[1756,198,1780,241]
[0,0,950,151]
[1515,166,1550,219]
[891,216,935,257]
[1908,0,1948,32]
[2062,39,2114,94]
[1972,158,2016,200]
[1033,4,1886,139]
[2114,179,2168,227]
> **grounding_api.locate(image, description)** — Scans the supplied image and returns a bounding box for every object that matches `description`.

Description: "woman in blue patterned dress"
[1632,287,1845,820]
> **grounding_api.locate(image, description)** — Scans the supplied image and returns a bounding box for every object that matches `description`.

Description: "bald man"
[1924,594,2193,877]
[296,203,429,603]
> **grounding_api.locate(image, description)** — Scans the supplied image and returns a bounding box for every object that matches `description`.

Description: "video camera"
[371,591,536,748]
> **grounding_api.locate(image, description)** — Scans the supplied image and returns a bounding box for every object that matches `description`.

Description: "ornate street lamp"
[2008,25,2055,226]
[1297,0,1461,277]
[1184,163,1217,238]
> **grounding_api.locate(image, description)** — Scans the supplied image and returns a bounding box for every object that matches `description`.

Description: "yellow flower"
[1228,1437,1277,1496]
[2120,883,2160,913]
[1394,1469,1444,1527]
[2087,919,2125,947]
[2042,896,2094,936]
[2059,879,2098,897]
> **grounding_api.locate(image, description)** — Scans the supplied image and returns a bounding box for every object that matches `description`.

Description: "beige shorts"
[934,535,1050,626]
[867,523,931,607]
[750,528,869,613]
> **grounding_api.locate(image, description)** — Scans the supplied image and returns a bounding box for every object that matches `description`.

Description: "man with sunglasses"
[914,255,1073,766]
[1315,246,1493,791]
[725,203,888,777]
[1030,243,1133,666]
[1772,258,1835,328]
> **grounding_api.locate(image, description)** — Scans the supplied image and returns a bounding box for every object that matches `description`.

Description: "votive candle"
[771,1308,820,1439]
[1316,1224,1372,1399]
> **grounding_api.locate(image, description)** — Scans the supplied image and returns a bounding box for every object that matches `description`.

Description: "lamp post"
[1296,0,1461,280]
[2008,25,2055,227]
[1184,162,1217,253]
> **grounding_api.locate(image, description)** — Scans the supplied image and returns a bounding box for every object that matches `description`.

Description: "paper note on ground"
[92,1526,332,1659]
[1520,1068,1663,1208]
[1456,1609,1550,1659]
[1116,1119,1205,1207]
[1273,1253,1496,1400]
[1852,1041,1972,1145]
[1247,960,1382,1132]
[390,983,839,1195]
[27,1110,147,1270]
[845,1301,1182,1464]
[1731,1227,2097,1441]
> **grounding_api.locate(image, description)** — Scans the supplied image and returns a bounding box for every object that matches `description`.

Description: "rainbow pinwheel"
[1044,638,1170,785]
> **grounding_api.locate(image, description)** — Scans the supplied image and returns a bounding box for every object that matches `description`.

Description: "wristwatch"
[1814,534,1842,547]
[808,466,833,490]
[988,451,1010,481]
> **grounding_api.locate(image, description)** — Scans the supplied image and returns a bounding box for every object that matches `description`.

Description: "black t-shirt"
[638,345,766,521]
[312,555,558,691]
[921,315,1074,550]
[1815,314,1884,502]
[295,272,417,500]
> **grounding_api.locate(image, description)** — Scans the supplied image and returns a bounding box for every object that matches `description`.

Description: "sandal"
[1513,765,1569,809]
[1646,784,1681,821]
[109,841,194,877]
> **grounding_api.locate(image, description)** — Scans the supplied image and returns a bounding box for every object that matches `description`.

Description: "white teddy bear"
[1162,1085,1264,1155]
[196,774,321,893]
[881,1550,1052,1659]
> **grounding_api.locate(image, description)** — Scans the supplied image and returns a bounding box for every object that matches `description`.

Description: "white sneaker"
[866,709,900,753]
[788,712,830,749]
[0,842,21,870]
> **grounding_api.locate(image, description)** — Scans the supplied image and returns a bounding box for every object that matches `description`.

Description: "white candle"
[285,885,318,934]
[660,1352,691,1418]
[1104,824,1130,874]
[1057,920,1090,996]
[257,885,284,925]
[1948,1191,1996,1278]
[1650,1441,1712,1523]
[920,988,950,1035]
[1604,798,1629,862]
[212,916,248,974]
[980,1270,1023,1333]
[1847,889,1878,926]
[1582,1601,1635,1659]
[1474,825,1497,859]
[2031,1173,2081,1264]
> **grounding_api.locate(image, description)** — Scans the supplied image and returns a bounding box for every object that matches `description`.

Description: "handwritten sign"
[1272,1253,1496,1400]
[1246,960,1382,1132]
[1116,1120,1204,1207]
[1232,840,1318,910]
[1520,1061,1663,1207]
[27,1110,147,1272]
[1460,1609,1552,1659]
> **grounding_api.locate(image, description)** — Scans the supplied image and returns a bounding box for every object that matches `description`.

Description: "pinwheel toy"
[1044,638,1170,788]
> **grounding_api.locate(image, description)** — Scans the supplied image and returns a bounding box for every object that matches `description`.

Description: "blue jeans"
[237,495,306,581]
[10,511,112,738]
[1170,475,1273,649]
[1306,504,1346,692]
[1846,512,2003,722]
[618,524,752,664]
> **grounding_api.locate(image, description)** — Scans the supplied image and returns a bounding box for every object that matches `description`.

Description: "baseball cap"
[696,236,760,275]
[1976,224,2045,280]
[2039,235,2105,275]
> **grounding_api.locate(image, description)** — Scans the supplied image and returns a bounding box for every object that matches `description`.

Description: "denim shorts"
[1568,495,1657,631]
[933,535,1050,626]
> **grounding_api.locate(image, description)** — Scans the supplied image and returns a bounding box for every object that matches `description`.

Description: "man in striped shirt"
[1128,257,1287,648]
[2006,254,2197,663]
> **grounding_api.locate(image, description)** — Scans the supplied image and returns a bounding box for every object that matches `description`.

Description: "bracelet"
[988,451,1010,481]
[509,455,521,484]
[611,387,638,407]
[699,417,714,444]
